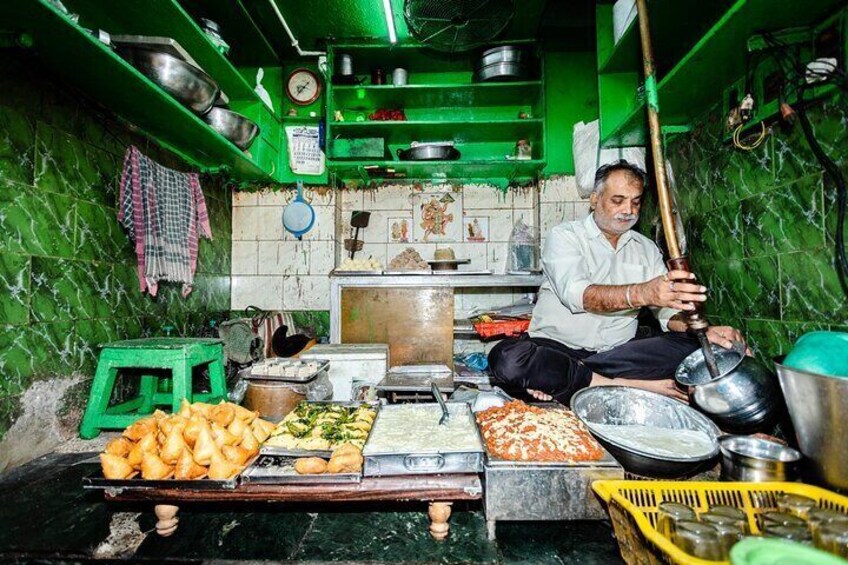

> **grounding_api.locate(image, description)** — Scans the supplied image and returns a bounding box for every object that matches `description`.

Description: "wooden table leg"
[486,519,497,541]
[154,504,179,537]
[428,501,452,541]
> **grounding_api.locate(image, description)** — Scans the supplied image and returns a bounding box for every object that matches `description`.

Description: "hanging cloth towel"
[118,146,212,297]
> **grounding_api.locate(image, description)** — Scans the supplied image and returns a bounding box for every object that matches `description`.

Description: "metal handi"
[635,0,720,378]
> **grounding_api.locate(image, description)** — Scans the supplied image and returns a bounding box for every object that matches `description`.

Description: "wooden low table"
[102,474,483,541]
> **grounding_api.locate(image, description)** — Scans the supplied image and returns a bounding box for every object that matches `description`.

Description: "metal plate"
[363,404,484,477]
[240,454,361,485]
[244,359,329,382]
[330,270,383,276]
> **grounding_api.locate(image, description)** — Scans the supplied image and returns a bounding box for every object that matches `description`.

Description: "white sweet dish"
[363,404,481,454]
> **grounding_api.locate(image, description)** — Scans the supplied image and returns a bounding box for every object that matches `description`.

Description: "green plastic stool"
[79,338,228,439]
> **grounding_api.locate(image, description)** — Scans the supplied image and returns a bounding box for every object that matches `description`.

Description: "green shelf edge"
[14,0,274,180]
[599,0,847,147]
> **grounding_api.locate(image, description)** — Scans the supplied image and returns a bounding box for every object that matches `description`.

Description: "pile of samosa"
[99,400,276,481]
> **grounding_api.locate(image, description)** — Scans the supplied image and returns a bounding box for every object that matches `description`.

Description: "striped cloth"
[118,146,212,297]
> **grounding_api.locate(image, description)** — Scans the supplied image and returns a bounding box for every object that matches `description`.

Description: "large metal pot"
[202,107,260,150]
[397,143,460,161]
[776,361,848,491]
[118,46,219,114]
[571,386,721,478]
[675,342,784,434]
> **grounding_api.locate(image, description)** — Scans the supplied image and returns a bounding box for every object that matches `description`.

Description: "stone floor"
[0,452,625,564]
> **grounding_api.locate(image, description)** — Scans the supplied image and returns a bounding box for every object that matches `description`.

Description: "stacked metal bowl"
[473,46,529,82]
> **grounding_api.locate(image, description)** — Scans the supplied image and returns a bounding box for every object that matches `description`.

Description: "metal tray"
[244,359,329,382]
[381,269,433,275]
[240,454,361,485]
[330,270,383,276]
[363,403,484,477]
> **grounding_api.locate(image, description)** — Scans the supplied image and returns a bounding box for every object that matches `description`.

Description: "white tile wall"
[231,179,589,312]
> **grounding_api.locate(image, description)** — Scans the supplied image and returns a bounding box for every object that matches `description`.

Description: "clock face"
[286,69,321,105]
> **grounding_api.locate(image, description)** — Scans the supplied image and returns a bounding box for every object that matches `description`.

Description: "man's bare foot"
[625,379,688,402]
[526,389,553,401]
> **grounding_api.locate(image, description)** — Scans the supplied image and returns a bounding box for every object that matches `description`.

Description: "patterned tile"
[742,174,824,258]
[0,104,35,186]
[0,187,75,258]
[0,252,29,325]
[30,258,113,322]
[74,201,131,263]
[687,205,744,264]
[780,249,848,326]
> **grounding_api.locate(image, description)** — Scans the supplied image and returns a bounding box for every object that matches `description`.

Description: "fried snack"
[294,457,328,474]
[210,423,240,448]
[126,443,144,470]
[231,403,258,424]
[207,451,240,480]
[476,400,604,462]
[240,426,260,455]
[190,402,215,418]
[152,409,169,420]
[122,416,158,441]
[222,445,252,467]
[137,431,158,454]
[227,416,247,438]
[174,448,207,480]
[326,443,363,473]
[178,398,193,419]
[104,437,134,458]
[210,403,235,427]
[140,452,174,480]
[159,415,188,437]
[183,414,207,448]
[160,425,188,465]
[100,453,138,480]
[252,417,276,438]
[192,424,221,466]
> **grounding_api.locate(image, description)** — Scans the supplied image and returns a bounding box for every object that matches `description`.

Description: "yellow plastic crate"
[593,480,848,565]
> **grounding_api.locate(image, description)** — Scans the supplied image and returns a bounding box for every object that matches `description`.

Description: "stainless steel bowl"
[676,342,784,434]
[776,361,848,491]
[397,144,460,161]
[571,386,721,478]
[476,45,526,67]
[118,46,219,114]
[202,108,260,150]
[474,61,528,82]
[719,435,802,482]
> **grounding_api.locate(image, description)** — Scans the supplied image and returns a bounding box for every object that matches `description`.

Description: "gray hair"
[593,160,648,195]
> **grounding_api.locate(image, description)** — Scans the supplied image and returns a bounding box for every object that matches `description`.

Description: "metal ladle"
[431,382,450,425]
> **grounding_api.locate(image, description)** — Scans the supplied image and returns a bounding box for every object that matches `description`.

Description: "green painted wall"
[544,50,599,175]
[0,53,233,442]
[651,94,848,366]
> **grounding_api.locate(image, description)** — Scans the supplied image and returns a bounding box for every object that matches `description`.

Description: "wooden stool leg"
[154,504,179,537]
[486,519,497,541]
[171,360,192,413]
[138,375,159,413]
[428,502,453,541]
[207,352,227,402]
[79,360,118,439]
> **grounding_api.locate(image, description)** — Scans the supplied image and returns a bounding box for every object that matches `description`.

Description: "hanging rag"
[118,146,212,297]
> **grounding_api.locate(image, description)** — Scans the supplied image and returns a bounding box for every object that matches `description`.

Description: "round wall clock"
[286,68,322,105]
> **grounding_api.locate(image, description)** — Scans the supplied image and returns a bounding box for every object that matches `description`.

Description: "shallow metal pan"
[240,454,361,485]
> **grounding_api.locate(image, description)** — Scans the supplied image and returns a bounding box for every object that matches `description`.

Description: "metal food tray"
[260,401,379,457]
[330,270,383,276]
[475,403,623,533]
[362,404,484,477]
[81,453,261,492]
[240,454,361,484]
[381,269,433,275]
[245,359,330,382]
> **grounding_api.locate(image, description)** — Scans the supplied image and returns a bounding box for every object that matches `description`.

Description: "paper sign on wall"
[286,126,325,176]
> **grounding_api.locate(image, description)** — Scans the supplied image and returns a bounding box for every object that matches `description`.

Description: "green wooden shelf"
[329,119,544,144]
[65,0,272,112]
[598,0,735,75]
[329,159,545,182]
[7,0,273,180]
[332,81,543,114]
[179,0,278,66]
[599,0,847,147]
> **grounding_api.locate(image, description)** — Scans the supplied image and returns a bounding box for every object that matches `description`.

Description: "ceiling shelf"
[8,0,273,180]
[599,0,847,147]
[332,81,543,111]
[64,0,273,113]
[329,119,544,144]
[329,159,545,182]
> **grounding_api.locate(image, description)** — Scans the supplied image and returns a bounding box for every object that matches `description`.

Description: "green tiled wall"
[659,94,848,365]
[0,54,232,440]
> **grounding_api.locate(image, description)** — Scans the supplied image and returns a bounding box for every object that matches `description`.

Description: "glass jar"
[809,508,848,546]
[776,493,818,520]
[657,502,698,539]
[816,521,848,557]
[763,524,812,543]
[762,511,806,529]
[701,512,749,557]
[672,521,724,560]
